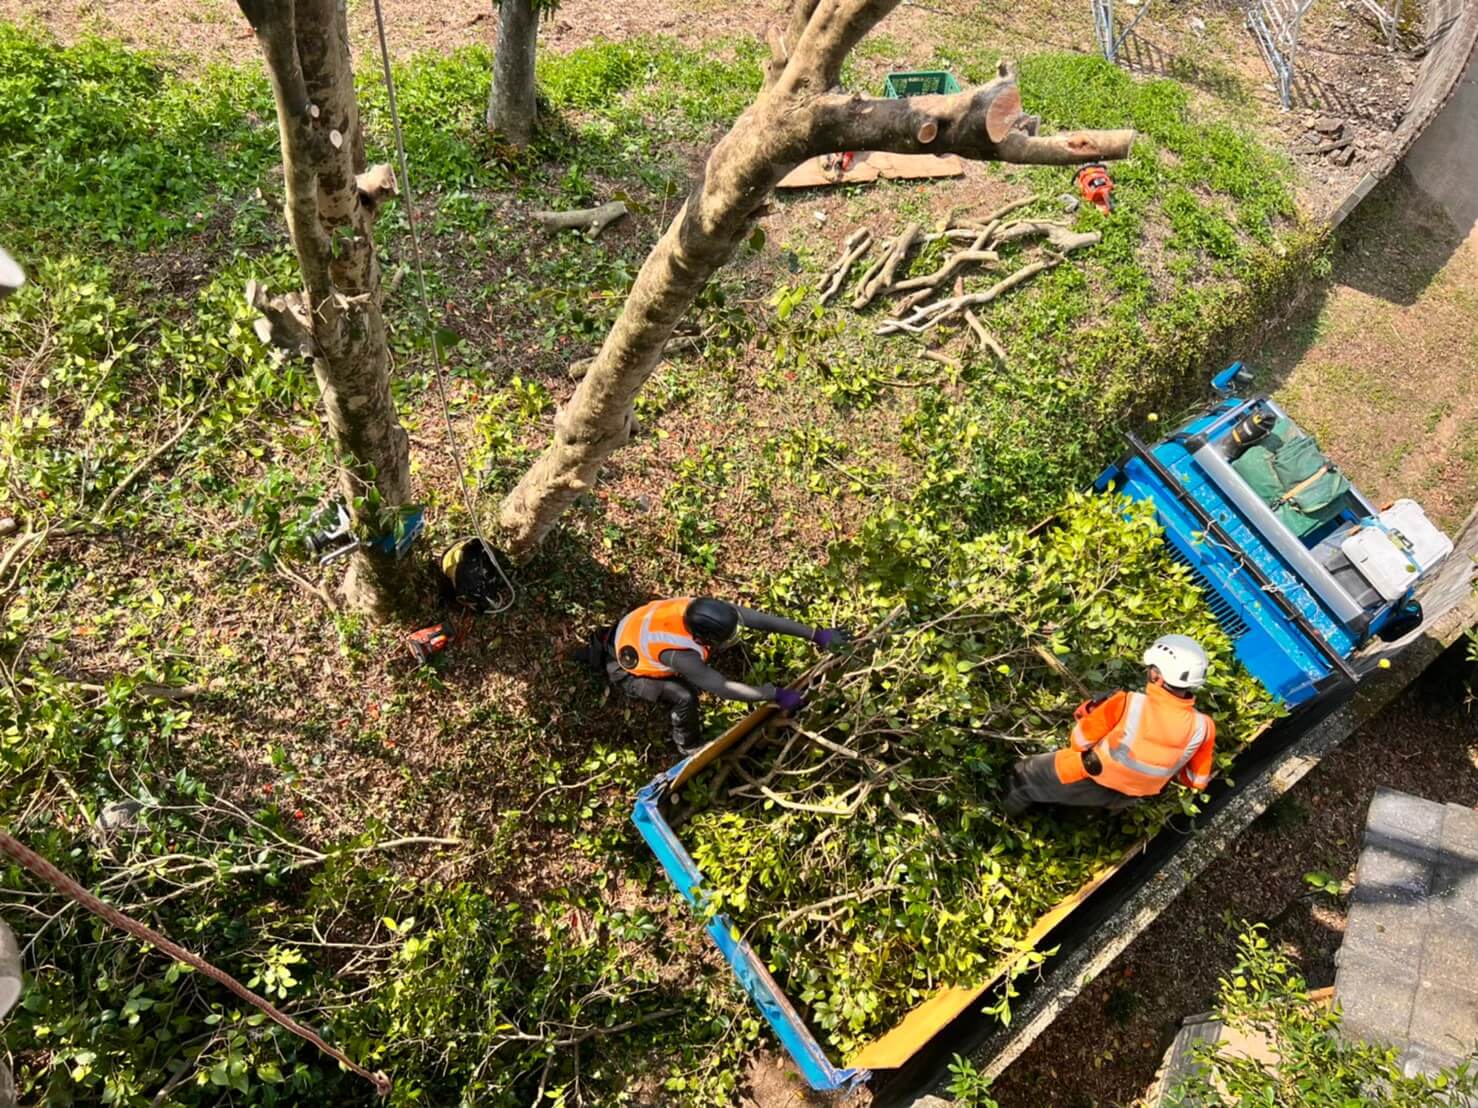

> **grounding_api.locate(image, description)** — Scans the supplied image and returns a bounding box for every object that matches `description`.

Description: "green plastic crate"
[881,70,962,97]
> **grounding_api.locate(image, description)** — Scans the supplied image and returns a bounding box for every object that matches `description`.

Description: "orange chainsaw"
[1075,162,1115,215]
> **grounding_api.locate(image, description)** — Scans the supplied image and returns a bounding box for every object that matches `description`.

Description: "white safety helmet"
[1142,634,1209,691]
[0,248,23,300]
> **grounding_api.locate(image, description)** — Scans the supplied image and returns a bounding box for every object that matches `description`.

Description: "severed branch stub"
[531,201,630,238]
[354,163,398,214]
[245,279,317,358]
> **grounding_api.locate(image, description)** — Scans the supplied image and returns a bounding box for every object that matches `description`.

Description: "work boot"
[564,628,613,674]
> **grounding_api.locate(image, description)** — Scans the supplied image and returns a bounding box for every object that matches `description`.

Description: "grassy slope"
[0,23,1317,1107]
[1262,173,1478,533]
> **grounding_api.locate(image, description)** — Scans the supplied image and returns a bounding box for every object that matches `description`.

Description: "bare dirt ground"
[991,643,1478,1108]
[0,0,1421,214]
[0,0,774,67]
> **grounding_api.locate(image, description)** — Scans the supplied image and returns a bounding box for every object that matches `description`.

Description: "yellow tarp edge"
[847,846,1142,1069]
[848,720,1271,1070]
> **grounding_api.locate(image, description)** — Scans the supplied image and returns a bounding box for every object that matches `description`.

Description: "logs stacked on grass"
[813,197,1101,359]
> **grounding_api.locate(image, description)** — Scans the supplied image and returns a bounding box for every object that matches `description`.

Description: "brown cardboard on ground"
[776,150,964,189]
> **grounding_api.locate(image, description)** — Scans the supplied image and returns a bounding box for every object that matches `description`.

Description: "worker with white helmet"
[0,247,24,299]
[1004,635,1217,817]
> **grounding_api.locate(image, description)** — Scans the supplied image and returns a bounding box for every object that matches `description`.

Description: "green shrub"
[358,46,500,187]
[1170,926,1478,1105]
[0,26,275,250]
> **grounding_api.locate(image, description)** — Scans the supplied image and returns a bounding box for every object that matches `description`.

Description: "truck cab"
[1095,363,1453,707]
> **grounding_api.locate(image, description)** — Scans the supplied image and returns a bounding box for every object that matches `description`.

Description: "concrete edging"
[1327,0,1478,226]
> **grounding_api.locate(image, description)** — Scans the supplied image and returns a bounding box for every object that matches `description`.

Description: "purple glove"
[812,627,851,650]
[773,687,806,713]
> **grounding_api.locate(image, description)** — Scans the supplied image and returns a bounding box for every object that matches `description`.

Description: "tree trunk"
[238,0,412,618]
[487,0,538,147]
[497,0,1135,560]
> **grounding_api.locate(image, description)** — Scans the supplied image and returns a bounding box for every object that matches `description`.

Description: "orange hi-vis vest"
[614,598,710,678]
[1053,682,1216,798]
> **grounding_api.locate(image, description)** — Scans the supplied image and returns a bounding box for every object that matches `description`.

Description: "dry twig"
[963,309,1007,363]
[94,399,210,520]
[818,228,873,304]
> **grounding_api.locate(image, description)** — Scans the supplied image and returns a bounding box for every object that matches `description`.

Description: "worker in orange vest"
[1003,635,1217,817]
[571,597,849,752]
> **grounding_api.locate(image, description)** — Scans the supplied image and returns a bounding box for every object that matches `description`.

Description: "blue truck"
[632,363,1455,1092]
[1097,363,1452,707]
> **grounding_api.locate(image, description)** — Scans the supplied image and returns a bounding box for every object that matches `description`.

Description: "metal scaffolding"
[1248,0,1404,109]
[1354,0,1406,50]
[1092,0,1153,63]
[1246,0,1318,108]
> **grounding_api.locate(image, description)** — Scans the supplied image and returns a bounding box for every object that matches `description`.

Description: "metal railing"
[1093,0,1155,62]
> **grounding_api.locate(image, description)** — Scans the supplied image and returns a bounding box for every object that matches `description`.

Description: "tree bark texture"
[497,0,1135,559]
[487,0,539,147]
[238,0,412,617]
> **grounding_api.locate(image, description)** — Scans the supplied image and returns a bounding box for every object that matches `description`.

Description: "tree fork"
[497,0,1134,559]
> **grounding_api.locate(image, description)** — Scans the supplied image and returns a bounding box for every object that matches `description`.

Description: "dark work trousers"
[604,657,703,750]
[579,627,702,750]
[1003,751,1142,817]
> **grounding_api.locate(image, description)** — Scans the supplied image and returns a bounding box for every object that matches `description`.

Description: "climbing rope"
[0,828,391,1097]
[369,0,515,614]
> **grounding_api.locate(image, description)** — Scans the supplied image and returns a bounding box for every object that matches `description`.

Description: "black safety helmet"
[439,538,506,614]
[685,597,739,647]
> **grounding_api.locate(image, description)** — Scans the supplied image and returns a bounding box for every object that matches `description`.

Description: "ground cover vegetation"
[1,13,1316,1105]
[1167,925,1478,1105]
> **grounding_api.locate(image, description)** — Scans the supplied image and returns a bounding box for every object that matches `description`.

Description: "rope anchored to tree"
[369,0,515,614]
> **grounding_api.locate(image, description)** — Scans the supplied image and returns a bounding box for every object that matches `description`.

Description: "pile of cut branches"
[679,494,1280,1052]
[815,198,1099,358]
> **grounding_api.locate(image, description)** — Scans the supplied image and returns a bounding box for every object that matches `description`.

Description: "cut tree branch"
[854,221,920,307]
[964,309,1007,363]
[818,228,873,304]
[879,259,1057,335]
[805,79,1134,165]
[890,246,999,294]
[94,397,210,520]
[531,201,630,237]
[877,228,1100,334]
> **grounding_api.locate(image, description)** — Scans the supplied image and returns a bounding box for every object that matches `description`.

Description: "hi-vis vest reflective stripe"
[614,598,710,678]
[1077,691,1212,797]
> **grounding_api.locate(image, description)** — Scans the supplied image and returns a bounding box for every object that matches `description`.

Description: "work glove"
[773,687,807,714]
[812,627,851,651]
